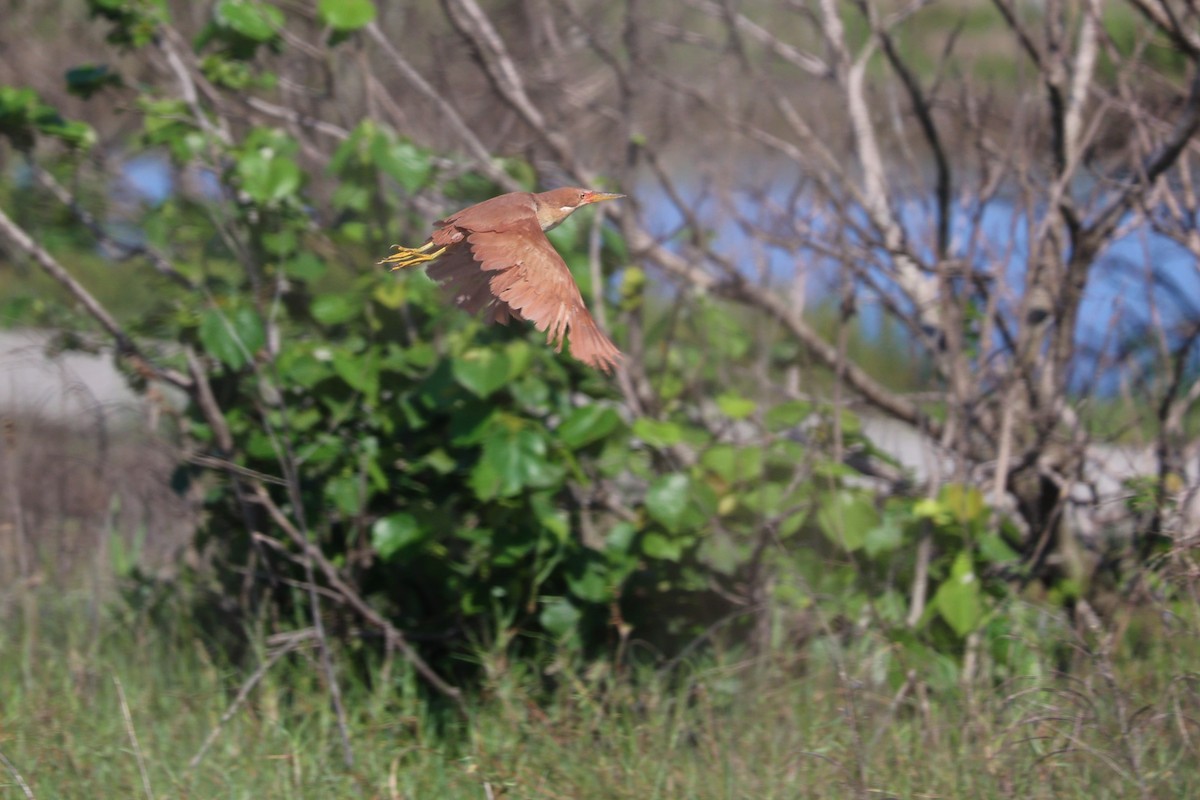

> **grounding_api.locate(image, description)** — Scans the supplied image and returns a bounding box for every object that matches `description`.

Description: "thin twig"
[0,203,192,391]
[0,750,35,800]
[187,633,313,770]
[252,485,466,712]
[113,676,154,800]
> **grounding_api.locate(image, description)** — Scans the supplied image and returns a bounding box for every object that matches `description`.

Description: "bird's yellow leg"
[379,241,447,270]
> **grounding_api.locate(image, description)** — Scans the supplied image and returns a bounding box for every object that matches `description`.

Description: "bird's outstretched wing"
[427,219,621,372]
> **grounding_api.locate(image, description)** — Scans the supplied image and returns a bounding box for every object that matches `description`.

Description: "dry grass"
[0,410,196,597]
[2,584,1198,799]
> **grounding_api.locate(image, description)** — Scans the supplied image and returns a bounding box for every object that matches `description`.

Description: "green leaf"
[632,417,682,448]
[0,86,94,150]
[277,349,329,387]
[198,307,265,369]
[715,392,756,419]
[236,146,301,204]
[325,474,362,517]
[531,491,569,543]
[641,531,683,562]
[566,559,611,603]
[557,405,623,450]
[863,515,904,558]
[311,293,361,325]
[701,444,763,484]
[940,483,986,525]
[470,424,565,500]
[605,522,637,555]
[645,473,690,532]
[374,135,432,192]
[934,551,983,636]
[978,532,1020,564]
[452,348,510,399]
[539,597,581,637]
[215,0,283,42]
[331,348,379,400]
[764,400,812,431]
[66,64,122,99]
[284,253,327,281]
[318,0,376,31]
[372,513,427,561]
[816,490,878,552]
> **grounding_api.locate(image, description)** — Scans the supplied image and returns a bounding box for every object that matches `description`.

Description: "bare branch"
[252,485,466,711]
[364,22,521,192]
[0,202,192,391]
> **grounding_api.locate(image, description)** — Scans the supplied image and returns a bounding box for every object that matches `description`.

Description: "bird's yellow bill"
[582,191,625,205]
[380,241,446,270]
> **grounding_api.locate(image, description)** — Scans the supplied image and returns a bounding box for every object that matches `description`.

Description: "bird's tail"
[568,313,622,374]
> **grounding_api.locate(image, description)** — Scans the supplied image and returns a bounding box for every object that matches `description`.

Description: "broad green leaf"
[311,293,361,325]
[913,497,952,526]
[978,532,1020,564]
[0,86,94,150]
[325,474,362,517]
[645,473,690,532]
[215,0,283,41]
[715,392,756,419]
[470,425,565,500]
[452,348,510,399]
[934,551,983,636]
[641,531,683,562]
[864,515,904,558]
[318,0,376,30]
[605,522,636,554]
[940,483,986,525]
[284,253,327,281]
[741,481,785,515]
[372,513,426,560]
[566,559,611,603]
[632,417,682,448]
[66,64,122,99]
[557,405,622,450]
[531,491,569,543]
[374,136,432,192]
[198,307,265,369]
[539,597,581,637]
[236,147,301,204]
[277,350,329,387]
[503,340,532,380]
[698,530,743,575]
[764,399,812,431]
[331,348,379,400]
[701,444,763,484]
[816,490,878,552]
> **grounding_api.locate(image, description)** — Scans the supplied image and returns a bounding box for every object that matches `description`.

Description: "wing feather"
[423,216,621,372]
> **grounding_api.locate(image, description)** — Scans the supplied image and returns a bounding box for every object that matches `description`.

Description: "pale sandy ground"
[0,328,151,422]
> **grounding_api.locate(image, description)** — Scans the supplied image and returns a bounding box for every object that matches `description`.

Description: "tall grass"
[2,584,1198,799]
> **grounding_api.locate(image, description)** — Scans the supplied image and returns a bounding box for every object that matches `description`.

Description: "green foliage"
[0,2,1090,690]
[0,86,94,150]
[65,64,123,99]
[318,0,377,32]
[86,0,165,48]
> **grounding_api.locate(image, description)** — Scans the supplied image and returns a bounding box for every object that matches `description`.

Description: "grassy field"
[2,585,1198,799]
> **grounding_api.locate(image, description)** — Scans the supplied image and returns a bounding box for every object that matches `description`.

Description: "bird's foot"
[379,241,446,270]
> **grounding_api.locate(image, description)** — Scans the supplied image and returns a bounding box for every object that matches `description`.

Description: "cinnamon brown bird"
[381,187,625,372]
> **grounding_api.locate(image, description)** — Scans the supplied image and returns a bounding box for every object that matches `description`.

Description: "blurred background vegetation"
[1,0,1200,797]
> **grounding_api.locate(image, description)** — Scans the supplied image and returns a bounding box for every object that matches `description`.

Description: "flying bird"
[381,187,625,372]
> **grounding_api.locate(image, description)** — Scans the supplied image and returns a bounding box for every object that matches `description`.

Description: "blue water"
[635,167,1200,394]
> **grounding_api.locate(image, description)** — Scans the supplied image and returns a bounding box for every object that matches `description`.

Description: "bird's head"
[534,187,625,230]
